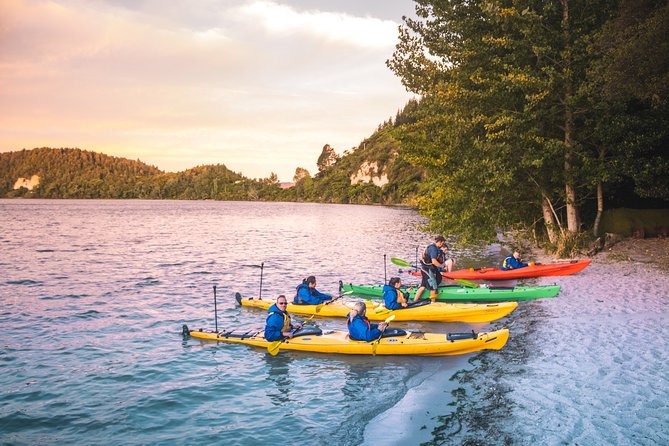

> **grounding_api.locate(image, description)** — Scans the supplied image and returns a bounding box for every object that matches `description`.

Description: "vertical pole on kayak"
[384,254,387,284]
[259,262,264,300]
[213,285,218,333]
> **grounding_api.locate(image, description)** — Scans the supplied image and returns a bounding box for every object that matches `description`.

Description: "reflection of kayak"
[340,283,560,302]
[237,295,517,323]
[183,324,510,356]
[409,259,592,280]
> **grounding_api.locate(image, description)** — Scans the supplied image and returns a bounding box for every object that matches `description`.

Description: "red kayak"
[409,259,591,280]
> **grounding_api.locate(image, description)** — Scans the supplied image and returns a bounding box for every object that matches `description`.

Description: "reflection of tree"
[264,354,293,407]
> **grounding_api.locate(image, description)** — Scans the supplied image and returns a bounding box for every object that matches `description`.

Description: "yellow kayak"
[183,325,510,356]
[237,296,517,323]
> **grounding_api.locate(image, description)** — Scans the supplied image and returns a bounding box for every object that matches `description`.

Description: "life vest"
[269,310,292,332]
[422,243,444,266]
[395,288,407,305]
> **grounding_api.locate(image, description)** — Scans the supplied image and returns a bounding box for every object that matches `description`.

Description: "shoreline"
[364,236,669,445]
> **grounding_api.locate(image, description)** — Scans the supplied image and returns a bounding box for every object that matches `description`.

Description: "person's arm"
[312,288,332,302]
[428,245,444,269]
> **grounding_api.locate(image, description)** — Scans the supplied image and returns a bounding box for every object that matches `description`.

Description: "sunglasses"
[278,302,287,305]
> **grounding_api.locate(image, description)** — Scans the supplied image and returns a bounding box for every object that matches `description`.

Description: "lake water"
[0,199,506,445]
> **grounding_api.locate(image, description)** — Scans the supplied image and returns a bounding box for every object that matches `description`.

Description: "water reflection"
[264,354,293,407]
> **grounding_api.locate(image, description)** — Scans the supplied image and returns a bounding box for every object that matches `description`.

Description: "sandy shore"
[364,237,669,445]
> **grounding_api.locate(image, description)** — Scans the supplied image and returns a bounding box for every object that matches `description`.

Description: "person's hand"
[401,302,408,308]
[293,323,302,330]
[378,322,387,331]
[282,331,294,338]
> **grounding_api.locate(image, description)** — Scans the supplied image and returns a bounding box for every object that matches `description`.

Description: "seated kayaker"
[501,250,529,270]
[347,302,387,342]
[383,277,409,310]
[264,295,302,341]
[293,276,333,305]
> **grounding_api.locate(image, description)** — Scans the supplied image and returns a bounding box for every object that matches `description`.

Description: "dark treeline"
[0,148,281,200]
[387,0,669,253]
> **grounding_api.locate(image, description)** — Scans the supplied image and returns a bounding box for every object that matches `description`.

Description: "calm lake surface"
[0,200,503,445]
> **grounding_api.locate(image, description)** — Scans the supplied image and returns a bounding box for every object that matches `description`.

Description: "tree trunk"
[542,195,559,244]
[562,0,581,233]
[593,147,606,237]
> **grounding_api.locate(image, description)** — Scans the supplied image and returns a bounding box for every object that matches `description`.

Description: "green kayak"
[340,282,560,302]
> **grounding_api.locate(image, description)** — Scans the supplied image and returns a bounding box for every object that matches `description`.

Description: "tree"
[316,144,340,173]
[387,0,615,245]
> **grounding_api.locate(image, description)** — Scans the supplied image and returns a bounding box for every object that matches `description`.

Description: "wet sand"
[364,244,669,445]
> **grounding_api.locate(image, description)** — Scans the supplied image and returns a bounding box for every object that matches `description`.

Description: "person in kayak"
[501,250,530,270]
[414,235,450,302]
[383,277,409,310]
[293,276,333,305]
[265,295,302,341]
[347,302,388,342]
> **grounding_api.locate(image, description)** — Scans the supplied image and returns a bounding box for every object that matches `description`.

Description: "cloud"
[0,0,414,180]
[237,1,399,49]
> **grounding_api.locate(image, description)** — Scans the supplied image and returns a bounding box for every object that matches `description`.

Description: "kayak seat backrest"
[447,331,478,342]
[381,328,407,338]
[292,326,323,337]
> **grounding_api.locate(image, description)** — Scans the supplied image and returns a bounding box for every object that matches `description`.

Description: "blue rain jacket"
[293,283,331,305]
[382,284,404,310]
[264,303,290,341]
[501,256,528,270]
[347,313,382,342]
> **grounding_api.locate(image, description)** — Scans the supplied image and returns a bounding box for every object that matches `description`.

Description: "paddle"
[372,314,396,355]
[390,257,479,289]
[267,290,353,356]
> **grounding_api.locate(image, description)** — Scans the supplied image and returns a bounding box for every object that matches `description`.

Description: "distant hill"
[1,101,426,203]
[0,147,273,199]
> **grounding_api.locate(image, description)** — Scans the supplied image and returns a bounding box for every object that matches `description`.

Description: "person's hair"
[435,235,446,243]
[276,295,287,302]
[353,301,366,314]
[389,277,401,287]
[303,276,317,285]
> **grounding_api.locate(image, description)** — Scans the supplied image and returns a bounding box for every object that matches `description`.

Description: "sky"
[1,0,417,181]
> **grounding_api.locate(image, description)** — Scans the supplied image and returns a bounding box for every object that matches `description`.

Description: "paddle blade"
[390,257,412,267]
[384,314,396,324]
[267,340,282,356]
[455,279,479,288]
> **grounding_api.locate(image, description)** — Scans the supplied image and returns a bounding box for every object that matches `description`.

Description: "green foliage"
[387,0,668,246]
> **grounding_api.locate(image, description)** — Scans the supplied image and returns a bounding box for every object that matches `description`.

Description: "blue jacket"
[382,284,404,310]
[293,283,331,305]
[264,303,290,341]
[501,256,528,270]
[347,313,382,342]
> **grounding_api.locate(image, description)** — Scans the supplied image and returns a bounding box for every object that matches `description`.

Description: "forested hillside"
[0,147,281,200]
[1,101,424,204]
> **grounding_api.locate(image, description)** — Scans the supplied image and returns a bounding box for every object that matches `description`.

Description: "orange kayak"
[409,259,591,280]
